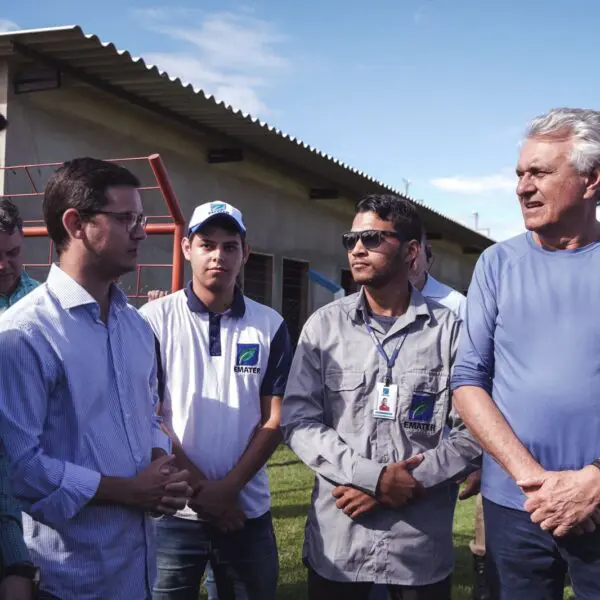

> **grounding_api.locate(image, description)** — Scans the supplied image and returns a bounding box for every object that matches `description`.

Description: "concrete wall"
[1,69,479,314]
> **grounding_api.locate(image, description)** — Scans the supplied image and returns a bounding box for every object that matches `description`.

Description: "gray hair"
[526,108,600,175]
[0,199,23,235]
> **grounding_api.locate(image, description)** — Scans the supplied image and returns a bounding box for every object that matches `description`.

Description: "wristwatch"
[4,562,40,592]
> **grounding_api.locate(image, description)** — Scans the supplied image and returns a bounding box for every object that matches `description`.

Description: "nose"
[350,239,368,257]
[0,256,8,271]
[516,173,536,198]
[131,224,147,242]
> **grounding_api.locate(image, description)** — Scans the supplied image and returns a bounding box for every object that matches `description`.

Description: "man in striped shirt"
[0,158,192,600]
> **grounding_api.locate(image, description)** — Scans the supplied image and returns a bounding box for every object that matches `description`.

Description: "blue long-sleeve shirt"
[451,232,600,510]
[0,265,170,599]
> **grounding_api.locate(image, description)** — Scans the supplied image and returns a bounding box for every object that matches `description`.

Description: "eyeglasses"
[81,210,148,232]
[342,229,401,251]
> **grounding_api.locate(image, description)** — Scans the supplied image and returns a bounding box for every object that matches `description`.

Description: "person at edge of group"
[0,198,40,314]
[452,107,600,600]
[0,198,41,600]
[281,193,482,600]
[0,157,193,600]
[411,235,491,600]
[141,201,293,600]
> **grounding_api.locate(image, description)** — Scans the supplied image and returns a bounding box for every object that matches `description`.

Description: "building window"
[282,258,309,346]
[341,268,359,296]
[242,253,273,306]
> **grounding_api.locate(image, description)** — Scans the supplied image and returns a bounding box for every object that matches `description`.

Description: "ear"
[62,208,86,244]
[181,236,192,262]
[584,168,600,201]
[242,241,251,266]
[403,239,420,267]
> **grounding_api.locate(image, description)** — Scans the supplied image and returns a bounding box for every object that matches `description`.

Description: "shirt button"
[382,455,389,462]
[125,413,130,419]
[134,454,141,462]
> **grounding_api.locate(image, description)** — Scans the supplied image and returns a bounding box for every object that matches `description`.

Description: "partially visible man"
[0,199,39,314]
[282,194,481,600]
[0,158,192,600]
[142,201,292,600]
[0,198,39,600]
[409,234,465,320]
[410,236,490,600]
[452,108,600,600]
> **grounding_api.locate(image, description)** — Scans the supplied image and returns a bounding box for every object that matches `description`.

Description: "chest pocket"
[398,371,450,447]
[324,369,366,433]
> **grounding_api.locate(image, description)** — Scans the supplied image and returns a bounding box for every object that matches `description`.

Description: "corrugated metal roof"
[0,25,493,248]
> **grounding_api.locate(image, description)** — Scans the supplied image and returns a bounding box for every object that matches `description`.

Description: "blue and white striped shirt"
[0,265,170,600]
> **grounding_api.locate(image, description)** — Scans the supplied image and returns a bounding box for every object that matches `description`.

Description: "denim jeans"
[484,498,600,600]
[152,512,278,600]
[204,562,247,600]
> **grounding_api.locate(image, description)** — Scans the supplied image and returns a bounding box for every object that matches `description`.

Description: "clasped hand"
[518,466,600,537]
[189,479,247,533]
[332,455,424,519]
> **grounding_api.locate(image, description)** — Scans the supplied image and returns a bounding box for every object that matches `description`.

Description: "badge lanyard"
[364,323,408,386]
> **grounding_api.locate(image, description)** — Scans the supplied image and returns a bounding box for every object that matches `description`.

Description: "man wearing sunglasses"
[0,158,192,600]
[282,194,481,600]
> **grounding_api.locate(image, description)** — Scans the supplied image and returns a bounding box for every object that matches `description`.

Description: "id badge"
[373,382,398,420]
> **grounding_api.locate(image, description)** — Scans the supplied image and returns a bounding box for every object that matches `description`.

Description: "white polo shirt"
[140,283,292,519]
[421,274,466,319]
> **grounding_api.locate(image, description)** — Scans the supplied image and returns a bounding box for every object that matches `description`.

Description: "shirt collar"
[46,264,128,311]
[421,273,445,299]
[184,281,246,318]
[350,284,432,327]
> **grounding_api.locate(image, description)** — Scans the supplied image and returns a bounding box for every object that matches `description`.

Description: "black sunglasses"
[342,229,402,251]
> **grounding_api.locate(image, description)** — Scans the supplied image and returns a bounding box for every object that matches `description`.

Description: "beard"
[351,251,408,289]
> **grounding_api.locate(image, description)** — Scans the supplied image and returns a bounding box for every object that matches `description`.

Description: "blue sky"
[2,0,598,240]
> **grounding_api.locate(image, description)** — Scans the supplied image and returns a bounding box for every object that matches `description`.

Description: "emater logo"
[209,202,227,215]
[234,344,261,374]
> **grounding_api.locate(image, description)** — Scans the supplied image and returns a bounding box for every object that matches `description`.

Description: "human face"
[516,135,597,234]
[182,226,248,292]
[409,241,430,289]
[347,211,418,289]
[0,229,24,296]
[76,186,147,279]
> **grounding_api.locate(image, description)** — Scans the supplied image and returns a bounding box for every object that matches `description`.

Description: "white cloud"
[135,8,288,117]
[430,172,516,195]
[0,19,19,33]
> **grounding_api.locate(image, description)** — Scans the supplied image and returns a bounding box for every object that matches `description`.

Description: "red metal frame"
[0,153,185,299]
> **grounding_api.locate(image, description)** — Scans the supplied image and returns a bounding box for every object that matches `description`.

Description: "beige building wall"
[1,70,479,317]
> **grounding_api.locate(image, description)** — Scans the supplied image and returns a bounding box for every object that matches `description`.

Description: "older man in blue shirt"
[0,158,192,600]
[452,108,600,600]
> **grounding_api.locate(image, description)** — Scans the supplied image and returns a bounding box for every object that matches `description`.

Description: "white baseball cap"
[188,201,246,236]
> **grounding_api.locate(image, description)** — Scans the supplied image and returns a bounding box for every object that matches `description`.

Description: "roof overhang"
[0,25,494,251]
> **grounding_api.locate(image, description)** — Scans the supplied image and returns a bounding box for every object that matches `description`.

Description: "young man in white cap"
[141,201,292,600]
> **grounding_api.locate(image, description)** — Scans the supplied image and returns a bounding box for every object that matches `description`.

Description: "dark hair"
[355,193,423,242]
[43,157,140,254]
[192,215,246,243]
[0,199,23,235]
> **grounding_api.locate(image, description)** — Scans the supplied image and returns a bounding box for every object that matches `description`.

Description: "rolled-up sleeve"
[0,328,101,528]
[412,319,482,488]
[450,250,498,393]
[281,315,384,495]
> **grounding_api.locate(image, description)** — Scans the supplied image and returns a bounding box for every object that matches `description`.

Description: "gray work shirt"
[281,287,481,585]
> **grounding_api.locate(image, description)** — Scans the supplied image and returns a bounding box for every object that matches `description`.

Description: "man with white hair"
[452,107,600,599]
